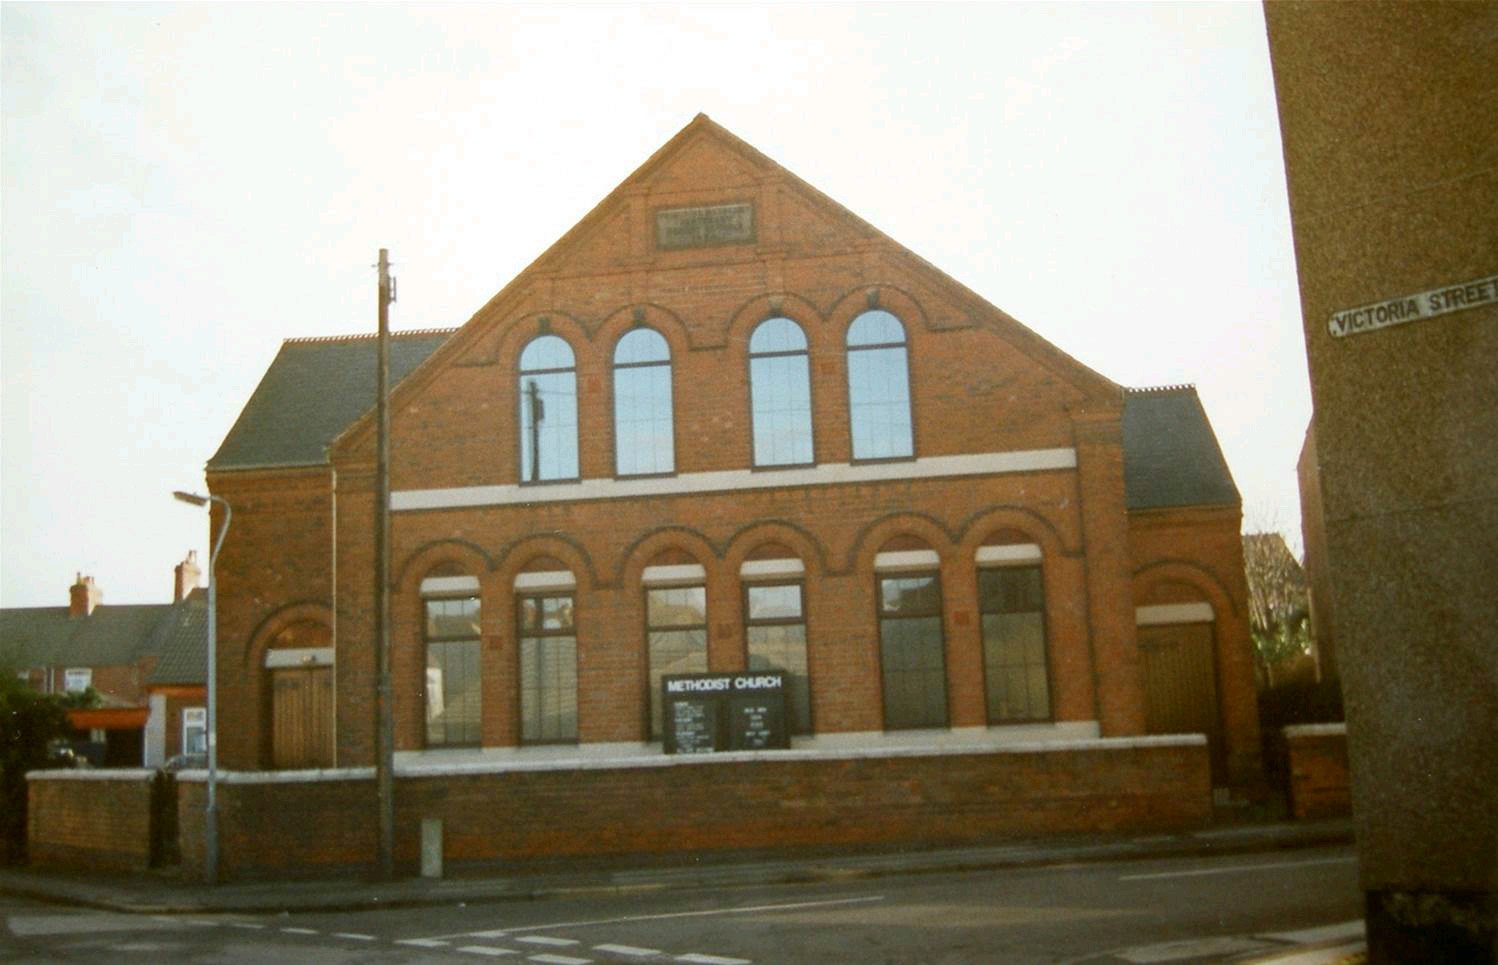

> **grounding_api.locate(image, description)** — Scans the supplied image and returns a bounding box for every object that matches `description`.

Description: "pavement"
[0,817,1361,960]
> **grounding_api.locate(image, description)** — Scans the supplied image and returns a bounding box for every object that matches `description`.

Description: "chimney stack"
[174,550,202,603]
[69,573,102,617]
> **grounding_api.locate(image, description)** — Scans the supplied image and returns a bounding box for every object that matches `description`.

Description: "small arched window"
[846,310,914,460]
[748,317,814,467]
[518,335,579,482]
[613,328,674,476]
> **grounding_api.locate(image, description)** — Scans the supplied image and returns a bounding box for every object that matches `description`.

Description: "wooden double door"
[270,665,334,769]
[1138,622,1226,782]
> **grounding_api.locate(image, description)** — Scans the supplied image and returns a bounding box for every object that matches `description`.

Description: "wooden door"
[1138,622,1225,781]
[271,666,334,769]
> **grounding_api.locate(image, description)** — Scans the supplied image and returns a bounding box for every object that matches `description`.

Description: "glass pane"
[750,354,814,466]
[848,345,913,460]
[426,640,481,745]
[647,586,706,628]
[614,362,675,475]
[879,575,940,616]
[426,597,480,638]
[541,595,574,630]
[978,566,1044,614]
[982,610,1050,722]
[648,627,708,739]
[519,334,575,371]
[521,634,577,742]
[519,370,579,481]
[747,583,802,621]
[614,327,669,365]
[846,309,906,347]
[749,316,807,354]
[880,615,947,730]
[747,623,811,735]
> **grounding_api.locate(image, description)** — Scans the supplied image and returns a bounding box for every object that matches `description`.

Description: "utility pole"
[526,379,544,482]
[374,248,396,879]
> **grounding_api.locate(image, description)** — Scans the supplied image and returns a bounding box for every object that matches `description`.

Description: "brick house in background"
[205,115,1261,791]
[2,556,206,766]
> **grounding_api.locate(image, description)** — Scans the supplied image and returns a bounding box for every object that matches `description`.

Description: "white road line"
[230,922,266,930]
[518,936,581,946]
[151,916,177,924]
[528,955,592,965]
[510,894,885,933]
[398,937,453,947]
[469,929,510,939]
[593,944,661,958]
[1119,856,1355,881]
[334,932,378,941]
[458,947,519,958]
[281,927,319,935]
[676,955,751,965]
[186,920,219,928]
[1264,920,1365,944]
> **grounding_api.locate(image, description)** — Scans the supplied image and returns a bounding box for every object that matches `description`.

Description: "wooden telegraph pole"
[374,249,396,879]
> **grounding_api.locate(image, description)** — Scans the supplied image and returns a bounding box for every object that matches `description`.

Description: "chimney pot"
[69,574,102,618]
[174,551,203,603]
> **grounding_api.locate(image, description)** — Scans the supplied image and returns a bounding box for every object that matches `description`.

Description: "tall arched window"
[518,334,579,482]
[613,328,674,476]
[748,317,814,467]
[846,310,914,460]
[421,572,482,748]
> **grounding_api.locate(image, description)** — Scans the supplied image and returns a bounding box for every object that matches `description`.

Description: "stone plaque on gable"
[655,202,755,250]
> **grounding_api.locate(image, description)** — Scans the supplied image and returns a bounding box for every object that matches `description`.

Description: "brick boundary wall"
[27,770,160,872]
[1283,723,1351,820]
[177,736,1212,881]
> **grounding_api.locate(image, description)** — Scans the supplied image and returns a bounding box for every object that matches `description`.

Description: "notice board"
[662,672,789,754]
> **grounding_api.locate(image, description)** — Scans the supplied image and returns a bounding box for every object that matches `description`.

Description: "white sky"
[0,2,1309,607]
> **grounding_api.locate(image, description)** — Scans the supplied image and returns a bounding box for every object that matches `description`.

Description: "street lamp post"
[173,489,231,885]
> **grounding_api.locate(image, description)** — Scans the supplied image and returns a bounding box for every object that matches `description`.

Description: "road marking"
[593,944,661,958]
[186,920,219,927]
[1116,936,1277,962]
[509,894,885,933]
[230,922,266,930]
[1264,920,1365,944]
[458,947,519,957]
[281,927,318,935]
[518,936,581,946]
[334,932,378,941]
[1119,856,1355,881]
[398,937,453,947]
[676,955,751,965]
[470,929,509,938]
[528,955,592,965]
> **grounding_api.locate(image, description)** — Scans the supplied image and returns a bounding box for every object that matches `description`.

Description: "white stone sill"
[26,768,156,782]
[1283,722,1347,739]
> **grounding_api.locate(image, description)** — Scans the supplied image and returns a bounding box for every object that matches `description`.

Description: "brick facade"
[27,771,161,872]
[205,115,1260,837]
[1284,724,1351,820]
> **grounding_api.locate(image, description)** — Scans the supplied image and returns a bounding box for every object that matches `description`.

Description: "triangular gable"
[332,114,1117,462]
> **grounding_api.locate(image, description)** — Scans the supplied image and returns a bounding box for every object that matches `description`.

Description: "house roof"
[208,330,454,471]
[1122,385,1241,510]
[1,600,185,672]
[145,590,210,686]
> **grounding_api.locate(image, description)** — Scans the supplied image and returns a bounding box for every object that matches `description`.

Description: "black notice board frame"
[662,672,789,755]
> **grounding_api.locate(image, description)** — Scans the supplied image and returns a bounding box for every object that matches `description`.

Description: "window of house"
[424,595,482,746]
[978,563,1052,723]
[518,591,578,743]
[182,706,207,755]
[748,317,814,467]
[518,334,579,482]
[877,571,947,729]
[846,310,914,460]
[744,581,812,735]
[63,668,91,693]
[645,581,708,740]
[613,327,674,476]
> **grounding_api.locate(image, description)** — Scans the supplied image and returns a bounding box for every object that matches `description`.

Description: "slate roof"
[209,330,454,471]
[1121,385,1241,510]
[145,590,209,686]
[0,596,206,684]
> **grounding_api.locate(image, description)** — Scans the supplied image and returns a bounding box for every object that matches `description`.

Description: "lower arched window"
[423,576,482,747]
[516,567,578,744]
[976,543,1051,723]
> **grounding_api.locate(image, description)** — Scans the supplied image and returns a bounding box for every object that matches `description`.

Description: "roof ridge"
[283,328,459,346]
[1125,383,1197,395]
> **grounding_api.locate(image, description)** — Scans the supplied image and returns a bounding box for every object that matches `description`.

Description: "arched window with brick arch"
[612,327,674,476]
[514,558,578,744]
[642,549,708,740]
[740,542,812,735]
[748,317,814,467]
[846,309,914,461]
[518,334,579,482]
[975,530,1053,724]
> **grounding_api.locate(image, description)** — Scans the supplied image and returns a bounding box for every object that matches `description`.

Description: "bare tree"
[1243,531,1312,687]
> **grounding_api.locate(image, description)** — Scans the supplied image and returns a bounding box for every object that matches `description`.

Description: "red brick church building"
[206,115,1259,802]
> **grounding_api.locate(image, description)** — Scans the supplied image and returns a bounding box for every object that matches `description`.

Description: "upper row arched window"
[516,310,915,480]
